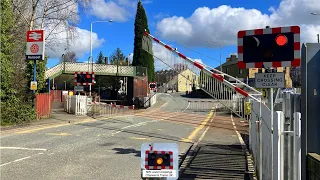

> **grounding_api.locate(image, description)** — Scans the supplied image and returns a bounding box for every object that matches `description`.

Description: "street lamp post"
[89,20,114,96]
[207,41,222,72]
[311,13,320,43]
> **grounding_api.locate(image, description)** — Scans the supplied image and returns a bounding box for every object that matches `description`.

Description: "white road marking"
[230,114,245,146]
[111,101,191,136]
[0,156,31,167]
[0,147,47,151]
[182,102,190,112]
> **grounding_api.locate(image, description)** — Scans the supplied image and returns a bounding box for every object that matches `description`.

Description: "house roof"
[214,58,238,70]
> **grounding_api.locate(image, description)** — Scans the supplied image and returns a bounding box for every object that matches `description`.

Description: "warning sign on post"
[143,170,177,178]
[30,81,37,90]
[255,73,285,88]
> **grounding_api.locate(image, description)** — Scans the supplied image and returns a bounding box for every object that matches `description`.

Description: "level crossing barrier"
[142,31,262,120]
[89,102,135,122]
[141,30,305,179]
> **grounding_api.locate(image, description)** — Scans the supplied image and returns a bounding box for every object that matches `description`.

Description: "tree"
[132,1,155,82]
[12,0,90,93]
[60,52,78,63]
[96,51,105,64]
[110,48,126,65]
[1,0,35,125]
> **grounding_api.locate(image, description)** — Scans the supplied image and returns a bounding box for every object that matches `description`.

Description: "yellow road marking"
[181,109,214,143]
[129,137,151,140]
[15,118,96,134]
[45,132,72,136]
[12,102,166,135]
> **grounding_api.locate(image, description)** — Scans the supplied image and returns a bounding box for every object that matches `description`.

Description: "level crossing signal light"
[74,72,95,85]
[238,26,300,69]
[149,82,156,90]
[147,152,171,167]
[243,32,294,63]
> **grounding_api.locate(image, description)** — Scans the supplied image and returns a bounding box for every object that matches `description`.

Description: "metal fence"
[89,102,135,122]
[249,91,302,180]
[64,95,88,115]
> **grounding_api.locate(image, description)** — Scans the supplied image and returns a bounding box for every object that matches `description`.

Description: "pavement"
[0,92,252,180]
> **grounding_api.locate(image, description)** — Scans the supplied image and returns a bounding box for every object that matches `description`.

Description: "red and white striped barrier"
[142,31,262,119]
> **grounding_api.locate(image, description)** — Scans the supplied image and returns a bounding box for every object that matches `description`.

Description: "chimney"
[105,57,108,64]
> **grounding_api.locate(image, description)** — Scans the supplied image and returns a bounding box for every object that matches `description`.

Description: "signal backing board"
[74,72,95,86]
[237,26,300,69]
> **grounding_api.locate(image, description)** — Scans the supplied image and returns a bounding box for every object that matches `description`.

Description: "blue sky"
[46,0,320,70]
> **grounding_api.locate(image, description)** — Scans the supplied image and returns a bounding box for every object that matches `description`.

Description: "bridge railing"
[46,62,148,79]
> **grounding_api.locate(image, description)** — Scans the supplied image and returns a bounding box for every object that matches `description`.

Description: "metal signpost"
[26,30,45,93]
[238,25,301,179]
[255,72,285,89]
[74,86,84,92]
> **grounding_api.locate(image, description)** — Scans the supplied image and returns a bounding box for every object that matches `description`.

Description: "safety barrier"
[142,31,262,120]
[89,102,135,122]
[36,93,54,120]
[64,95,88,115]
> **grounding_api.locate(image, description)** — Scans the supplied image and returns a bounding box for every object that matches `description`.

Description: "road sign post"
[26,30,45,94]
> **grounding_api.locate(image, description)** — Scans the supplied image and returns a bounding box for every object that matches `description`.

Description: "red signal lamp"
[275,34,287,46]
[86,74,91,79]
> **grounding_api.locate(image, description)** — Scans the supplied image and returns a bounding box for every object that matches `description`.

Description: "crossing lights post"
[238,25,301,179]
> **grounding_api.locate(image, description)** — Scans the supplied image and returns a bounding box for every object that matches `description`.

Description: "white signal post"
[238,25,301,179]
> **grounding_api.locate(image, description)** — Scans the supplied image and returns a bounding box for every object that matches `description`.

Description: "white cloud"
[141,0,152,4]
[154,12,170,19]
[156,0,320,47]
[117,0,136,7]
[89,0,131,22]
[45,24,104,59]
[191,58,203,64]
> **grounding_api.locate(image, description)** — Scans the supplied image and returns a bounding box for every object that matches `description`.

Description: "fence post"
[273,111,284,180]
[279,111,285,180]
[294,112,301,180]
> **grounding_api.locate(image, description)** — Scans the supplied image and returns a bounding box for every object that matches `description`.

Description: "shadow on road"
[112,147,141,157]
[179,144,251,180]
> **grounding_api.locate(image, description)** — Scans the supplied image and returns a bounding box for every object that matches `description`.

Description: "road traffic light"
[74,72,95,85]
[238,26,300,69]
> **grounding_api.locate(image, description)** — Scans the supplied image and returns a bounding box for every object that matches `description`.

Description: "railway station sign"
[26,30,45,60]
[255,72,285,88]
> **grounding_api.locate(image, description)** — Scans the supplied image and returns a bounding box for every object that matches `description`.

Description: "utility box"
[301,43,320,179]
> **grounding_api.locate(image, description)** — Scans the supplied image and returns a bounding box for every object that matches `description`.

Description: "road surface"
[1,93,226,180]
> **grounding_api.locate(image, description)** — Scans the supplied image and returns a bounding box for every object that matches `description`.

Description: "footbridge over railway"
[45,62,147,79]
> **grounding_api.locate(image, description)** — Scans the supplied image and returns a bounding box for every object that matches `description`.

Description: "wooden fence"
[36,93,54,120]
